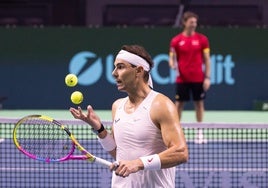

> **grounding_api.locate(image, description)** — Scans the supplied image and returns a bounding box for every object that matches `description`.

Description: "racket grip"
[94,157,112,168]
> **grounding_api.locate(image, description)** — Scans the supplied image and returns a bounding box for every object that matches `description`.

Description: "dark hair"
[121,44,154,82]
[182,11,199,24]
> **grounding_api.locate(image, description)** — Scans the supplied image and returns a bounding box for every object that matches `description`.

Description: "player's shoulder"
[152,92,174,109]
[171,33,184,41]
[195,32,208,40]
[151,92,177,121]
[112,98,124,108]
[170,33,184,47]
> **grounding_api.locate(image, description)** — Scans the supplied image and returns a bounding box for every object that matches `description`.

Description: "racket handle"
[94,157,112,168]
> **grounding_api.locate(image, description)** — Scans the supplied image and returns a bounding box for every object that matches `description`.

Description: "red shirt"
[170,32,209,83]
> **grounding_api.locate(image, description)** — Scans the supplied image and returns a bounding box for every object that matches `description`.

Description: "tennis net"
[1,117,267,187]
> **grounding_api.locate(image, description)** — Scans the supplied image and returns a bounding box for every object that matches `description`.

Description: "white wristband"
[140,154,161,170]
[98,133,116,152]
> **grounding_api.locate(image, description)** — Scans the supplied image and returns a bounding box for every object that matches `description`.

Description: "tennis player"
[70,45,188,187]
[169,11,211,143]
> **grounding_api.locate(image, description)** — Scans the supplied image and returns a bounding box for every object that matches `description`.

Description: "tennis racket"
[13,114,112,168]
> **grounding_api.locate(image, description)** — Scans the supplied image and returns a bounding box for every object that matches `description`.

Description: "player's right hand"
[112,159,143,178]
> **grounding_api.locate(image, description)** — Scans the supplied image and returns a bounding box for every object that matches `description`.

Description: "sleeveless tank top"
[112,90,176,188]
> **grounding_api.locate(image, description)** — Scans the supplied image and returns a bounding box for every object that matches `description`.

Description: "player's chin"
[116,83,125,91]
[117,87,126,92]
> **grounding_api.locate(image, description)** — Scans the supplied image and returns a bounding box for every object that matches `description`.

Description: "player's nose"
[112,68,118,78]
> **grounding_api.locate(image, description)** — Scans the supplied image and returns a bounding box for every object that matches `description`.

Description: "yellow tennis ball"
[71,91,83,105]
[65,74,78,87]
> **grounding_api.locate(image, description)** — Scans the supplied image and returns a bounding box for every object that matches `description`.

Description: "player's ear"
[136,66,143,73]
[133,66,142,79]
[135,66,144,78]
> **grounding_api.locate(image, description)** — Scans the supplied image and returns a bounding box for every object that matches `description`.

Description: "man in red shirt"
[169,11,211,143]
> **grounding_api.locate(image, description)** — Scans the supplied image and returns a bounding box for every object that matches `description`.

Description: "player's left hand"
[69,105,102,130]
[112,159,143,178]
[203,78,211,91]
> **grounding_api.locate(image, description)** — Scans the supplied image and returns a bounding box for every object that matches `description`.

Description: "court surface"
[0,110,267,187]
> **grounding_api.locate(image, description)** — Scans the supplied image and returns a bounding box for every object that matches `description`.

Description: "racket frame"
[13,115,112,167]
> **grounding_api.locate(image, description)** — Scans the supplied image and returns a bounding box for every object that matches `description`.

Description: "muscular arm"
[169,47,177,69]
[151,94,188,168]
[203,49,211,91]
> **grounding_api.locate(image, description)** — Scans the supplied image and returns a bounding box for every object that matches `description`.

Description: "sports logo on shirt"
[133,118,141,122]
[192,40,199,46]
[114,118,120,124]
[179,41,185,46]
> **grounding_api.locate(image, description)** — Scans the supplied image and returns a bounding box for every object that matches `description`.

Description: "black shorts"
[175,82,206,101]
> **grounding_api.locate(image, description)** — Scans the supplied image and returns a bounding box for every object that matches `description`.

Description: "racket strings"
[15,118,72,160]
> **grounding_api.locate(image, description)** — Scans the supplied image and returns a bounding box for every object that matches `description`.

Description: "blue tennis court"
[1,138,267,187]
[1,112,267,187]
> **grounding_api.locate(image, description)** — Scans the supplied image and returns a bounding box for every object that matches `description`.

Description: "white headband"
[116,50,153,88]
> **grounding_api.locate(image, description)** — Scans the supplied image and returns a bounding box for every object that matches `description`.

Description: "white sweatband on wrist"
[98,133,116,152]
[140,154,161,170]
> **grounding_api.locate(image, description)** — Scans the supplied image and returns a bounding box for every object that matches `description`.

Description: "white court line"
[0,167,97,172]
[176,168,268,172]
[1,167,268,172]
[187,139,268,143]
